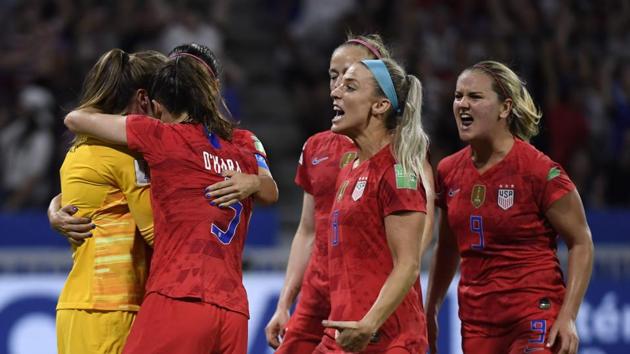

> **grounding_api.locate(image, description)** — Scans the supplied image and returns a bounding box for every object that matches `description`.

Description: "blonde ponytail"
[393,75,429,187]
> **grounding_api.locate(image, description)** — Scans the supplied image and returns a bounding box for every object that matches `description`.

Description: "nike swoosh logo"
[312,156,329,165]
[448,188,460,197]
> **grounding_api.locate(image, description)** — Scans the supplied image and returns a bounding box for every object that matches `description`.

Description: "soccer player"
[55,49,165,354]
[266,34,385,352]
[315,58,430,353]
[63,48,278,354]
[265,34,436,352]
[50,43,275,242]
[425,61,594,354]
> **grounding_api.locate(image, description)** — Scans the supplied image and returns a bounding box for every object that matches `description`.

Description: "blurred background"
[0,0,628,353]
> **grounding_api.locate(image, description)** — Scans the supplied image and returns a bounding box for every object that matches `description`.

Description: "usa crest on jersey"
[352,176,368,201]
[497,184,515,210]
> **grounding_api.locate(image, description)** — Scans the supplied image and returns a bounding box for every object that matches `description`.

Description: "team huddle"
[49,34,594,354]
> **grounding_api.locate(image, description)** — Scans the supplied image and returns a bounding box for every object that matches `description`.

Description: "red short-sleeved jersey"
[325,146,427,352]
[232,128,267,159]
[295,131,356,261]
[126,115,258,317]
[436,139,575,335]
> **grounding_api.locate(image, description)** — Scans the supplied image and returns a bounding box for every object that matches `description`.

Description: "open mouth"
[333,104,345,121]
[460,112,473,128]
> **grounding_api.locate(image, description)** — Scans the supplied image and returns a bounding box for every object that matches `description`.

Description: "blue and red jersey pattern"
[436,138,575,336]
[325,146,427,353]
[126,115,259,317]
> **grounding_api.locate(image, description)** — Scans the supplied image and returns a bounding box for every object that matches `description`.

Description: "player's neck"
[353,129,392,166]
[470,134,514,172]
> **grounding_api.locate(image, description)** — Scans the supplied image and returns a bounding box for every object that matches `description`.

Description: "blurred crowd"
[1,0,629,211]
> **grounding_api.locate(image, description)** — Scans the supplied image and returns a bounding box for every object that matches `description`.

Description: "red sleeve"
[379,164,427,216]
[294,139,313,194]
[435,160,448,210]
[538,159,576,211]
[126,114,166,164]
[232,129,267,159]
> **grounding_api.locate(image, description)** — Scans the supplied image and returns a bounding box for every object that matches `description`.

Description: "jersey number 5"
[469,215,485,250]
[211,201,243,245]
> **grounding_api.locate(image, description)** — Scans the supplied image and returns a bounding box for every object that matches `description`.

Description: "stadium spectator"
[0,84,55,210]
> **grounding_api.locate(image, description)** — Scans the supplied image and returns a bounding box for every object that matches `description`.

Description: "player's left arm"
[204,165,278,207]
[544,189,594,354]
[324,210,424,352]
[205,134,279,207]
[64,110,128,145]
[253,166,280,205]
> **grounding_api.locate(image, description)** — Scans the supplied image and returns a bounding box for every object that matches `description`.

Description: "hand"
[49,205,94,246]
[264,307,290,349]
[426,311,439,353]
[322,320,375,353]
[546,313,579,354]
[204,170,261,207]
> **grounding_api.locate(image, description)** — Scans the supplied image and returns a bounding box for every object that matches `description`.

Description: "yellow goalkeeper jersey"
[58,137,153,311]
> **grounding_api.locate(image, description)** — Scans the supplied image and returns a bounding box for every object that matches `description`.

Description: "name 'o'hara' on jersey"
[325,145,427,353]
[436,138,575,333]
[126,114,259,318]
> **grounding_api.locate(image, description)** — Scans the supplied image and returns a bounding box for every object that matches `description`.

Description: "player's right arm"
[47,193,94,246]
[425,208,460,354]
[64,110,128,145]
[265,192,316,348]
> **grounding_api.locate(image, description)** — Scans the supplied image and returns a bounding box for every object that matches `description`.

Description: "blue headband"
[361,59,399,113]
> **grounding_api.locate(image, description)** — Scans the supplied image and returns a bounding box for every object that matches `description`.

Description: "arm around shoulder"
[64,110,128,145]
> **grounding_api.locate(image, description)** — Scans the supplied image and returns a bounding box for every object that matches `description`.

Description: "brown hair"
[149,54,234,140]
[466,60,542,141]
[73,49,167,146]
[339,33,392,60]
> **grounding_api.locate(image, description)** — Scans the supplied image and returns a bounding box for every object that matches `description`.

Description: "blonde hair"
[468,60,542,141]
[365,58,430,189]
[73,49,167,146]
[340,32,392,60]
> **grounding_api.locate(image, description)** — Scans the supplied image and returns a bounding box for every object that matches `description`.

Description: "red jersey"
[295,131,356,264]
[233,128,267,160]
[325,146,427,352]
[436,139,575,335]
[126,115,259,317]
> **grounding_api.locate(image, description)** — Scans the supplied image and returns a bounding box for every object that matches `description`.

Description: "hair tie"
[169,52,215,78]
[361,59,400,113]
[346,39,382,59]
